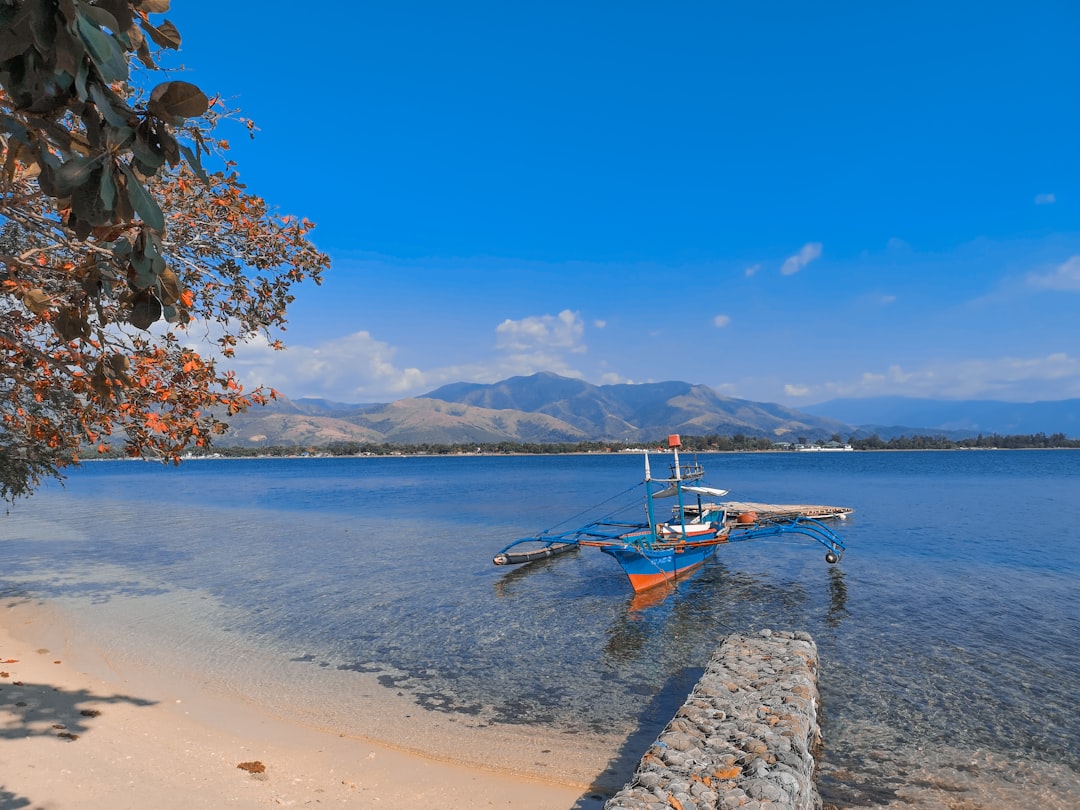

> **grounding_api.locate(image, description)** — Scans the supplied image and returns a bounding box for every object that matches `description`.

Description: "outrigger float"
[493,435,850,593]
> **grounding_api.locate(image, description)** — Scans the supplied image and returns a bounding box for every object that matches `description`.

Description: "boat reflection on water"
[602,566,713,657]
[601,563,821,667]
[626,581,678,614]
[491,551,574,599]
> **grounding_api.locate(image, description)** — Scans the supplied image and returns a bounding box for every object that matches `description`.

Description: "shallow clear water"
[1,451,1077,806]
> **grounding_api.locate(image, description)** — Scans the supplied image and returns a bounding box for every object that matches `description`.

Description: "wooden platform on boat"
[721,502,854,521]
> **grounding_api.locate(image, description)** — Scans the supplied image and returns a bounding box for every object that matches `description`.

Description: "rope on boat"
[537,482,644,536]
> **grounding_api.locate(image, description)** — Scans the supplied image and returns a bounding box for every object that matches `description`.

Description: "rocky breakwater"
[605,630,823,810]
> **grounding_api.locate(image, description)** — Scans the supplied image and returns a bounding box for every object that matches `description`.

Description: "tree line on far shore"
[89,431,1080,459]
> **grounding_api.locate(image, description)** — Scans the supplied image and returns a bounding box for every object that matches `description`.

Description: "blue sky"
[160,1,1078,406]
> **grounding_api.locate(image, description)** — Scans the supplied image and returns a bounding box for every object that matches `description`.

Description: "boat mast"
[669,434,690,537]
[643,451,657,536]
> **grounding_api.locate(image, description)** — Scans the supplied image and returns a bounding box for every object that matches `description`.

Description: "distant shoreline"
[78,444,1080,465]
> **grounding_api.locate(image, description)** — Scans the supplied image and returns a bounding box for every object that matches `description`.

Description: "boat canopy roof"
[653,484,730,498]
[684,485,729,497]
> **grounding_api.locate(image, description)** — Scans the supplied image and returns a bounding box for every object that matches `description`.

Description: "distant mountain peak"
[216,373,1078,447]
[418,373,844,441]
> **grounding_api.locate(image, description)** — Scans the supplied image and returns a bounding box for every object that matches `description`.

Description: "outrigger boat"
[493,434,850,593]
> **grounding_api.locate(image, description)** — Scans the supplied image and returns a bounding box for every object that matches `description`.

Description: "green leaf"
[106,124,135,151]
[37,141,61,170]
[72,165,111,227]
[111,236,133,258]
[77,3,120,34]
[54,154,99,195]
[100,160,116,213]
[129,246,155,290]
[76,12,128,83]
[156,126,180,166]
[0,113,30,144]
[75,58,90,100]
[147,81,208,124]
[120,163,165,230]
[179,143,210,185]
[88,82,133,128]
[130,229,166,289]
[131,127,166,172]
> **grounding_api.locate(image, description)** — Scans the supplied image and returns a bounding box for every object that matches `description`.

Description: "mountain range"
[213,372,1080,447]
[800,396,1080,437]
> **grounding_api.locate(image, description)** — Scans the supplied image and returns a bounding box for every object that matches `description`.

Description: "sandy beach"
[0,599,602,809]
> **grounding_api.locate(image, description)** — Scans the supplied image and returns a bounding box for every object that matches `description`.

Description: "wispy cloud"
[1035,193,1056,205]
[744,263,762,277]
[713,314,731,328]
[781,242,823,276]
[1027,256,1080,291]
[782,353,1080,402]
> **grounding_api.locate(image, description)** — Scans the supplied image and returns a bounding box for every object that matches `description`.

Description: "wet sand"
[0,599,606,809]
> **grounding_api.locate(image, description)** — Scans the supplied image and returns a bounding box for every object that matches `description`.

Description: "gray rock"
[604,631,822,810]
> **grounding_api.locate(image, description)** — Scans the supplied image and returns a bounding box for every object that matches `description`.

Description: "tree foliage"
[0,0,328,500]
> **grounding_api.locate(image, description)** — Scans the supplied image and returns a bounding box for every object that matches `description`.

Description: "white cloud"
[594,319,607,329]
[482,310,591,382]
[744,263,762,277]
[1027,256,1080,291]
[495,309,585,353]
[165,309,599,404]
[780,242,823,276]
[713,314,731,328]
[783,353,1080,403]
[1035,193,1056,205]
[224,330,428,402]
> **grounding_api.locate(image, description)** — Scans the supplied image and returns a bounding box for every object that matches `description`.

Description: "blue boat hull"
[599,538,723,591]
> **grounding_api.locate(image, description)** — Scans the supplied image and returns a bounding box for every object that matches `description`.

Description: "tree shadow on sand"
[0,678,158,810]
[0,678,157,742]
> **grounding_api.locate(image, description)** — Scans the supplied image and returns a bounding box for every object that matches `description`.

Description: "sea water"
[1,451,1077,807]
